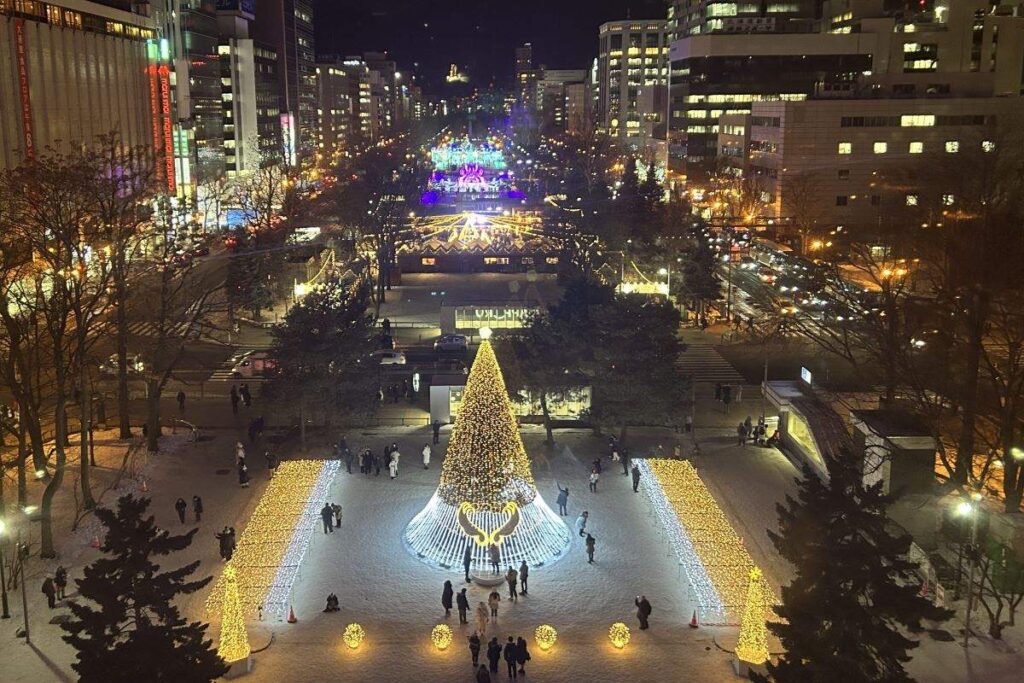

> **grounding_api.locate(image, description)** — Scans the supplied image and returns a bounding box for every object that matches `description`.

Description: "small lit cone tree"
[218,564,252,673]
[734,567,771,676]
[405,331,570,571]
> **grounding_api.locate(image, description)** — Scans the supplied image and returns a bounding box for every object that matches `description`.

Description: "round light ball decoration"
[608,622,631,649]
[431,624,454,651]
[534,624,557,651]
[342,623,365,650]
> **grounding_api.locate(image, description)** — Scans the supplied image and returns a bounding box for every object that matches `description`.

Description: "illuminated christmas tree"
[735,567,770,666]
[405,330,569,571]
[217,564,251,665]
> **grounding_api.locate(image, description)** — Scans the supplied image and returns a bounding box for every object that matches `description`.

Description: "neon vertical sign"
[13,19,35,158]
[158,65,175,193]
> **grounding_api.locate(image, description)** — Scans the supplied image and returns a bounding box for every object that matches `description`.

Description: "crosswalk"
[675,340,746,385]
[208,348,261,381]
[126,321,200,339]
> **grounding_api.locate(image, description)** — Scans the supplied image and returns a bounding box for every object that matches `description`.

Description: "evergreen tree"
[756,462,951,683]
[61,495,227,683]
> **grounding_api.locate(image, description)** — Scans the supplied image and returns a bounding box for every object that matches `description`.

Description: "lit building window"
[906,194,919,206]
[982,140,996,152]
[838,142,852,155]
[900,114,935,127]
[909,141,923,154]
[873,142,888,154]
[945,141,959,153]
[942,194,955,206]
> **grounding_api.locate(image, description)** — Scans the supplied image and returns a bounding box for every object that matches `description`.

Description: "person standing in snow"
[518,560,529,595]
[174,498,188,524]
[575,510,589,537]
[589,468,599,493]
[422,442,431,469]
[631,463,641,492]
[457,588,470,624]
[235,441,246,465]
[442,580,454,617]
[475,601,489,635]
[585,533,596,563]
[556,484,569,516]
[54,566,68,600]
[42,576,57,608]
[488,590,501,617]
[331,503,343,527]
[389,448,400,478]
[468,632,482,667]
[503,636,518,680]
[487,637,502,674]
[515,636,531,675]
[320,503,334,534]
[488,543,500,574]
[192,495,203,522]
[635,594,653,630]
[505,566,518,602]
[463,544,474,583]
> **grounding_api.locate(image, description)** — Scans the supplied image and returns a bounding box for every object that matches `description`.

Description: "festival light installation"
[216,564,251,664]
[431,624,454,651]
[735,568,771,666]
[430,139,506,171]
[608,622,631,649]
[404,331,570,570]
[534,624,557,651]
[343,623,365,649]
[206,460,340,619]
[637,459,777,624]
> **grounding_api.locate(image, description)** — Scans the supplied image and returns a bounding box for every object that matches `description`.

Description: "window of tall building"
[945,141,959,153]
[909,141,924,154]
[873,142,888,154]
[906,194,919,206]
[838,142,852,155]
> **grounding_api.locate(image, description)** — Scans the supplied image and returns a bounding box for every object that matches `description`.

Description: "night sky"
[313,0,669,92]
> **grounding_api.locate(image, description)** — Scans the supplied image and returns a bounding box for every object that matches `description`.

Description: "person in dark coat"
[320,503,334,534]
[42,576,57,608]
[192,495,203,522]
[586,533,596,563]
[54,566,68,600]
[486,637,502,674]
[503,637,518,679]
[216,527,231,560]
[331,503,343,527]
[373,450,382,476]
[476,664,491,683]
[635,594,652,630]
[174,497,187,524]
[463,544,474,583]
[518,560,529,595]
[631,464,641,492]
[230,385,239,415]
[737,422,747,446]
[488,544,500,574]
[432,419,441,444]
[238,461,250,487]
[442,580,454,617]
[556,484,569,516]
[621,447,631,475]
[456,588,470,624]
[240,383,252,407]
[343,444,354,473]
[176,390,186,413]
[468,632,482,666]
[265,451,279,475]
[515,637,531,675]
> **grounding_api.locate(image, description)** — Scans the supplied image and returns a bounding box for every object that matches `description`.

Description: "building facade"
[315,63,353,165]
[597,20,670,148]
[668,0,820,38]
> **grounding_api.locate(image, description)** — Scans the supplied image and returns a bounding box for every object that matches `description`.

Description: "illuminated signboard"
[216,0,255,18]
[280,113,297,166]
[617,282,669,296]
[158,66,175,193]
[453,306,539,330]
[13,19,34,158]
[146,65,164,185]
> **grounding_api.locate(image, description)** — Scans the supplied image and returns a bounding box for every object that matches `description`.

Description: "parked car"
[99,353,146,376]
[231,351,277,378]
[433,334,468,353]
[372,349,407,365]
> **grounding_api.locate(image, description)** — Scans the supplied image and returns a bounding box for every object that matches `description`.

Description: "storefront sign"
[13,19,34,158]
[453,306,538,330]
[800,367,812,385]
[158,65,175,193]
[146,65,164,185]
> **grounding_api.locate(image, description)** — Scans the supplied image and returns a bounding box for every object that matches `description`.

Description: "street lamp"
[658,266,671,294]
[958,492,983,648]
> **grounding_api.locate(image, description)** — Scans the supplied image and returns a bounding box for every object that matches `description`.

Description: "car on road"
[433,334,468,353]
[232,351,277,378]
[372,349,407,365]
[99,353,146,376]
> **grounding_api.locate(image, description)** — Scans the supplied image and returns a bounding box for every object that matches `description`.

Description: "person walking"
[575,510,589,537]
[487,637,502,675]
[432,419,441,444]
[737,422,747,446]
[331,503,343,528]
[238,460,250,488]
[468,632,482,667]
[235,441,246,465]
[54,565,68,600]
[361,448,371,474]
[422,443,431,469]
[388,448,400,479]
[505,566,518,602]
[518,560,528,595]
[192,495,203,523]
[174,497,188,524]
[463,544,474,583]
[635,594,652,630]
[176,390,186,414]
[475,601,489,636]
[230,385,239,415]
[343,443,354,474]
[556,484,569,516]
[216,527,231,560]
[589,468,599,493]
[503,636,518,679]
[42,576,57,609]
[631,464,641,493]
[685,414,693,433]
[585,533,596,563]
[621,448,631,475]
[320,503,334,534]
[476,664,492,683]
[442,580,454,617]
[488,543,500,574]
[487,589,501,618]
[373,450,382,476]
[515,636,531,675]
[240,383,252,408]
[457,588,470,624]
[265,451,278,475]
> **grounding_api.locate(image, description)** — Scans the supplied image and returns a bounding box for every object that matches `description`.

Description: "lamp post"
[0,519,9,619]
[658,266,671,295]
[958,492,983,648]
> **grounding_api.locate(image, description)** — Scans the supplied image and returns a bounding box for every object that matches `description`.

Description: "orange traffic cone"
[689,610,699,628]
[287,605,297,623]
[140,479,149,493]
[90,535,101,549]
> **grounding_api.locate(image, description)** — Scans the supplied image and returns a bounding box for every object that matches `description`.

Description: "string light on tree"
[216,564,251,665]
[608,622,631,649]
[735,567,771,667]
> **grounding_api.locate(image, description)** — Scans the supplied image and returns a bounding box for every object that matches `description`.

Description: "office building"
[514,43,540,112]
[537,69,587,132]
[668,0,820,39]
[364,52,398,133]
[315,63,354,165]
[597,20,670,148]
[217,2,260,176]
[254,42,282,162]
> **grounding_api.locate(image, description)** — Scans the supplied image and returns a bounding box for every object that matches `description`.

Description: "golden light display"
[457,501,521,546]
[431,624,454,651]
[534,624,557,651]
[343,623,366,650]
[437,339,537,510]
[216,564,251,664]
[647,459,778,616]
[608,622,631,649]
[205,460,337,616]
[735,568,771,665]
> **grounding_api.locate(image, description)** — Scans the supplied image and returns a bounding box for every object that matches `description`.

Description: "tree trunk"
[955,290,989,487]
[146,378,160,453]
[540,391,554,446]
[17,417,27,507]
[78,366,95,511]
[115,273,132,439]
[40,390,68,558]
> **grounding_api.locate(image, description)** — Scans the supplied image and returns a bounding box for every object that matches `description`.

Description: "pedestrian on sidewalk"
[343,443,354,474]
[476,664,491,683]
[373,450,382,476]
[592,457,602,474]
[631,464,641,493]
[360,448,371,474]
[54,565,67,600]
[176,390,186,414]
[175,497,188,524]
[216,527,231,560]
[475,601,489,635]
[673,443,682,459]
[556,483,569,516]
[389,449,400,479]
[503,637,518,680]
[265,451,278,475]
[589,468,599,493]
[238,461,250,487]
[737,422,747,446]
[331,503,343,528]
[487,637,502,675]
[635,594,652,630]
[432,419,441,444]
[488,589,501,617]
[230,385,239,415]
[240,383,252,408]
[722,385,732,413]
[575,510,589,537]
[621,449,631,475]
[518,560,528,595]
[468,631,482,667]
[586,533,596,563]
[235,441,246,465]
[42,576,57,609]
[685,414,693,433]
[422,442,431,469]
[442,580,454,617]
[463,544,474,583]
[515,637,531,675]
[192,495,203,522]
[488,543,500,574]
[505,566,518,602]
[320,503,334,534]
[457,588,470,624]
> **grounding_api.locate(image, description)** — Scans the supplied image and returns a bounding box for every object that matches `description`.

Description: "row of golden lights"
[340,622,634,652]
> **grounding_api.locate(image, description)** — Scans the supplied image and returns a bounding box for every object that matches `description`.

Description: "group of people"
[736,415,778,447]
[235,442,251,487]
[320,503,343,534]
[41,565,68,609]
[229,383,253,415]
[173,495,203,524]
[215,526,237,561]
[468,634,531,681]
[346,440,432,478]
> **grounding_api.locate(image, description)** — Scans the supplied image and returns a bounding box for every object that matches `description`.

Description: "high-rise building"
[364,52,399,133]
[315,63,354,165]
[254,0,315,165]
[217,2,260,176]
[173,1,225,183]
[668,0,820,39]
[597,20,670,148]
[536,69,588,132]
[0,0,158,171]
[254,42,282,162]
[514,43,540,112]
